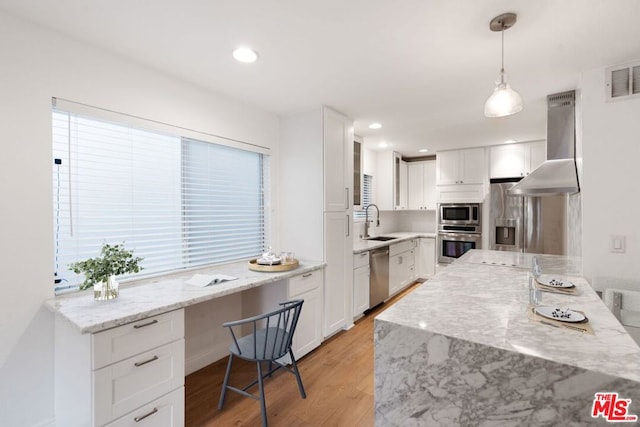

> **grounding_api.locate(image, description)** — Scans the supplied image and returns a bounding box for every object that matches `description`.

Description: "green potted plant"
[69,242,143,300]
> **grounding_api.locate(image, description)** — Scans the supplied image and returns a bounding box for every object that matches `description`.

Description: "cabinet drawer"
[93,309,184,370]
[353,251,370,269]
[289,270,323,297]
[106,387,184,427]
[390,240,413,257]
[94,339,185,426]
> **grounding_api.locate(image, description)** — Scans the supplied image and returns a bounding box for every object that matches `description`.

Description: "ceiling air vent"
[606,60,640,102]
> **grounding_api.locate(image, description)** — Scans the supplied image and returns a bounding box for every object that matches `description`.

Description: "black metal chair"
[218,299,306,427]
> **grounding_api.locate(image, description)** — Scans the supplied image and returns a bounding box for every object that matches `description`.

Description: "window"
[52,107,268,291]
[353,174,373,221]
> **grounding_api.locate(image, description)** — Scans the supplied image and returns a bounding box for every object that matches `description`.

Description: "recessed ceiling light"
[503,139,517,144]
[418,149,429,153]
[378,141,389,148]
[369,123,382,129]
[232,47,258,63]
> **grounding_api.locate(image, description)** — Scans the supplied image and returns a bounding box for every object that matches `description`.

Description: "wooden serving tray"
[248,259,299,272]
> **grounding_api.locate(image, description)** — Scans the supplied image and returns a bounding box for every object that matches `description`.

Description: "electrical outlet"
[610,235,626,253]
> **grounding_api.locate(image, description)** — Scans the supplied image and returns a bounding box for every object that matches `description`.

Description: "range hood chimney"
[508,90,580,196]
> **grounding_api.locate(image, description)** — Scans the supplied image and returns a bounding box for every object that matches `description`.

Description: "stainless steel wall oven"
[438,203,482,263]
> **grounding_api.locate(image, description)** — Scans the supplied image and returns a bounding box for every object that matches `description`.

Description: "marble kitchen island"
[375,250,640,426]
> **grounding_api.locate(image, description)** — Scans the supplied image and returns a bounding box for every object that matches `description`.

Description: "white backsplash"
[354,210,435,239]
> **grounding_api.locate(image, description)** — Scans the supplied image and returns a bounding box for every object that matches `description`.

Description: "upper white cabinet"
[437,148,485,185]
[398,158,408,209]
[407,160,436,210]
[490,141,546,179]
[377,151,407,210]
[324,107,353,212]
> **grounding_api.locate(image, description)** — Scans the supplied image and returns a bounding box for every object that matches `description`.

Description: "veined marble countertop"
[377,249,640,382]
[353,231,436,254]
[375,250,640,425]
[45,259,324,334]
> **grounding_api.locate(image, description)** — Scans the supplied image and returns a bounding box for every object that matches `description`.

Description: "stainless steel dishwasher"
[370,247,389,308]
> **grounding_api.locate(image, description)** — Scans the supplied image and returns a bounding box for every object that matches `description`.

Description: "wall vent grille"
[606,60,640,102]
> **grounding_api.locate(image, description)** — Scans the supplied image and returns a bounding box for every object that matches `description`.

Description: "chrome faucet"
[363,204,380,238]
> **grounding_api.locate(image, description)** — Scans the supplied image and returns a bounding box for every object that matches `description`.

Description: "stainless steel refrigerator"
[489,179,566,255]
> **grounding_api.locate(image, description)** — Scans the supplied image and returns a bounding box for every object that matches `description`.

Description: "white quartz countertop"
[45,259,324,334]
[353,231,436,254]
[376,249,640,383]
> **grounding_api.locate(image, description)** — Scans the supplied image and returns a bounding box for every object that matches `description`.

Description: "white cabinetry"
[279,106,354,340]
[324,212,351,336]
[324,108,351,212]
[490,141,546,179]
[416,237,436,279]
[407,160,436,210]
[288,270,323,359]
[55,309,185,427]
[388,240,416,297]
[437,148,485,185]
[376,151,407,210]
[353,252,370,318]
[436,148,486,203]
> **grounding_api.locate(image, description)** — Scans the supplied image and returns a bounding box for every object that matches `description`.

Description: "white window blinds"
[52,109,267,291]
[353,174,373,221]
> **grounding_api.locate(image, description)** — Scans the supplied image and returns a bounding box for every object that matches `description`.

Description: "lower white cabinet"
[417,237,436,279]
[55,309,185,427]
[289,270,323,359]
[323,212,352,337]
[389,240,416,297]
[106,387,184,427]
[353,252,370,317]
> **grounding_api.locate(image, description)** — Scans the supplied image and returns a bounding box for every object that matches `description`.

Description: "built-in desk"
[46,259,324,427]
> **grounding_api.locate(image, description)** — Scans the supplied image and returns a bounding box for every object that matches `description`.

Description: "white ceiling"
[2,0,640,156]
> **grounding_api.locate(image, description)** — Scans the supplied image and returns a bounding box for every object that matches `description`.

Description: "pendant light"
[484,13,523,118]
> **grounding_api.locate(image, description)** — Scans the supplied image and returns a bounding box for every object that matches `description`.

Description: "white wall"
[580,64,640,292]
[0,12,279,427]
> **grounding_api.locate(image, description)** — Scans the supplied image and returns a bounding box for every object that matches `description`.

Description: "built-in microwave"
[439,203,481,226]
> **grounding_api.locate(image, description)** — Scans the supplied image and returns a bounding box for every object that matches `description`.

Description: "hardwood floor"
[185,282,420,426]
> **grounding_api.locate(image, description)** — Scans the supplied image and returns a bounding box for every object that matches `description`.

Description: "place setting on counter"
[526,256,593,334]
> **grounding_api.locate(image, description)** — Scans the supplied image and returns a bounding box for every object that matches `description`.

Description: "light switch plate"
[610,235,626,253]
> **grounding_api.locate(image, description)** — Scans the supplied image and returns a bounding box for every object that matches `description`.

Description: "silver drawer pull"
[133,319,158,329]
[134,407,158,422]
[134,355,159,367]
[302,273,312,278]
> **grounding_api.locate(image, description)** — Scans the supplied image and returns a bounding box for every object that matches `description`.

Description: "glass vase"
[94,275,119,301]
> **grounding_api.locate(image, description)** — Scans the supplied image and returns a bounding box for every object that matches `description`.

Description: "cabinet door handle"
[399,256,403,265]
[346,214,350,237]
[134,408,158,422]
[134,355,159,367]
[302,273,312,278]
[133,319,158,329]
[345,188,349,209]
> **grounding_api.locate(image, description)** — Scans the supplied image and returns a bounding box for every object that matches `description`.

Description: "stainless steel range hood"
[508,90,580,196]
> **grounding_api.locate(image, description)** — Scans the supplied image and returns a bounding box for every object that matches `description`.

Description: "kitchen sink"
[365,236,397,242]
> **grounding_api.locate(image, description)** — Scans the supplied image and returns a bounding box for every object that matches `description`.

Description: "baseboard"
[185,347,227,375]
[31,418,56,427]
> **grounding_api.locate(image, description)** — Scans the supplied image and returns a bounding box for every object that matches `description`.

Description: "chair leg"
[218,354,234,410]
[289,350,306,399]
[256,361,268,427]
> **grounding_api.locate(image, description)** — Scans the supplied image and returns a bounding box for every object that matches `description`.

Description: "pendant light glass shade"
[484,71,523,117]
[484,13,522,118]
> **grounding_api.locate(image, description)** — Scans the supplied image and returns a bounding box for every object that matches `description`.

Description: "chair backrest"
[223,299,304,361]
